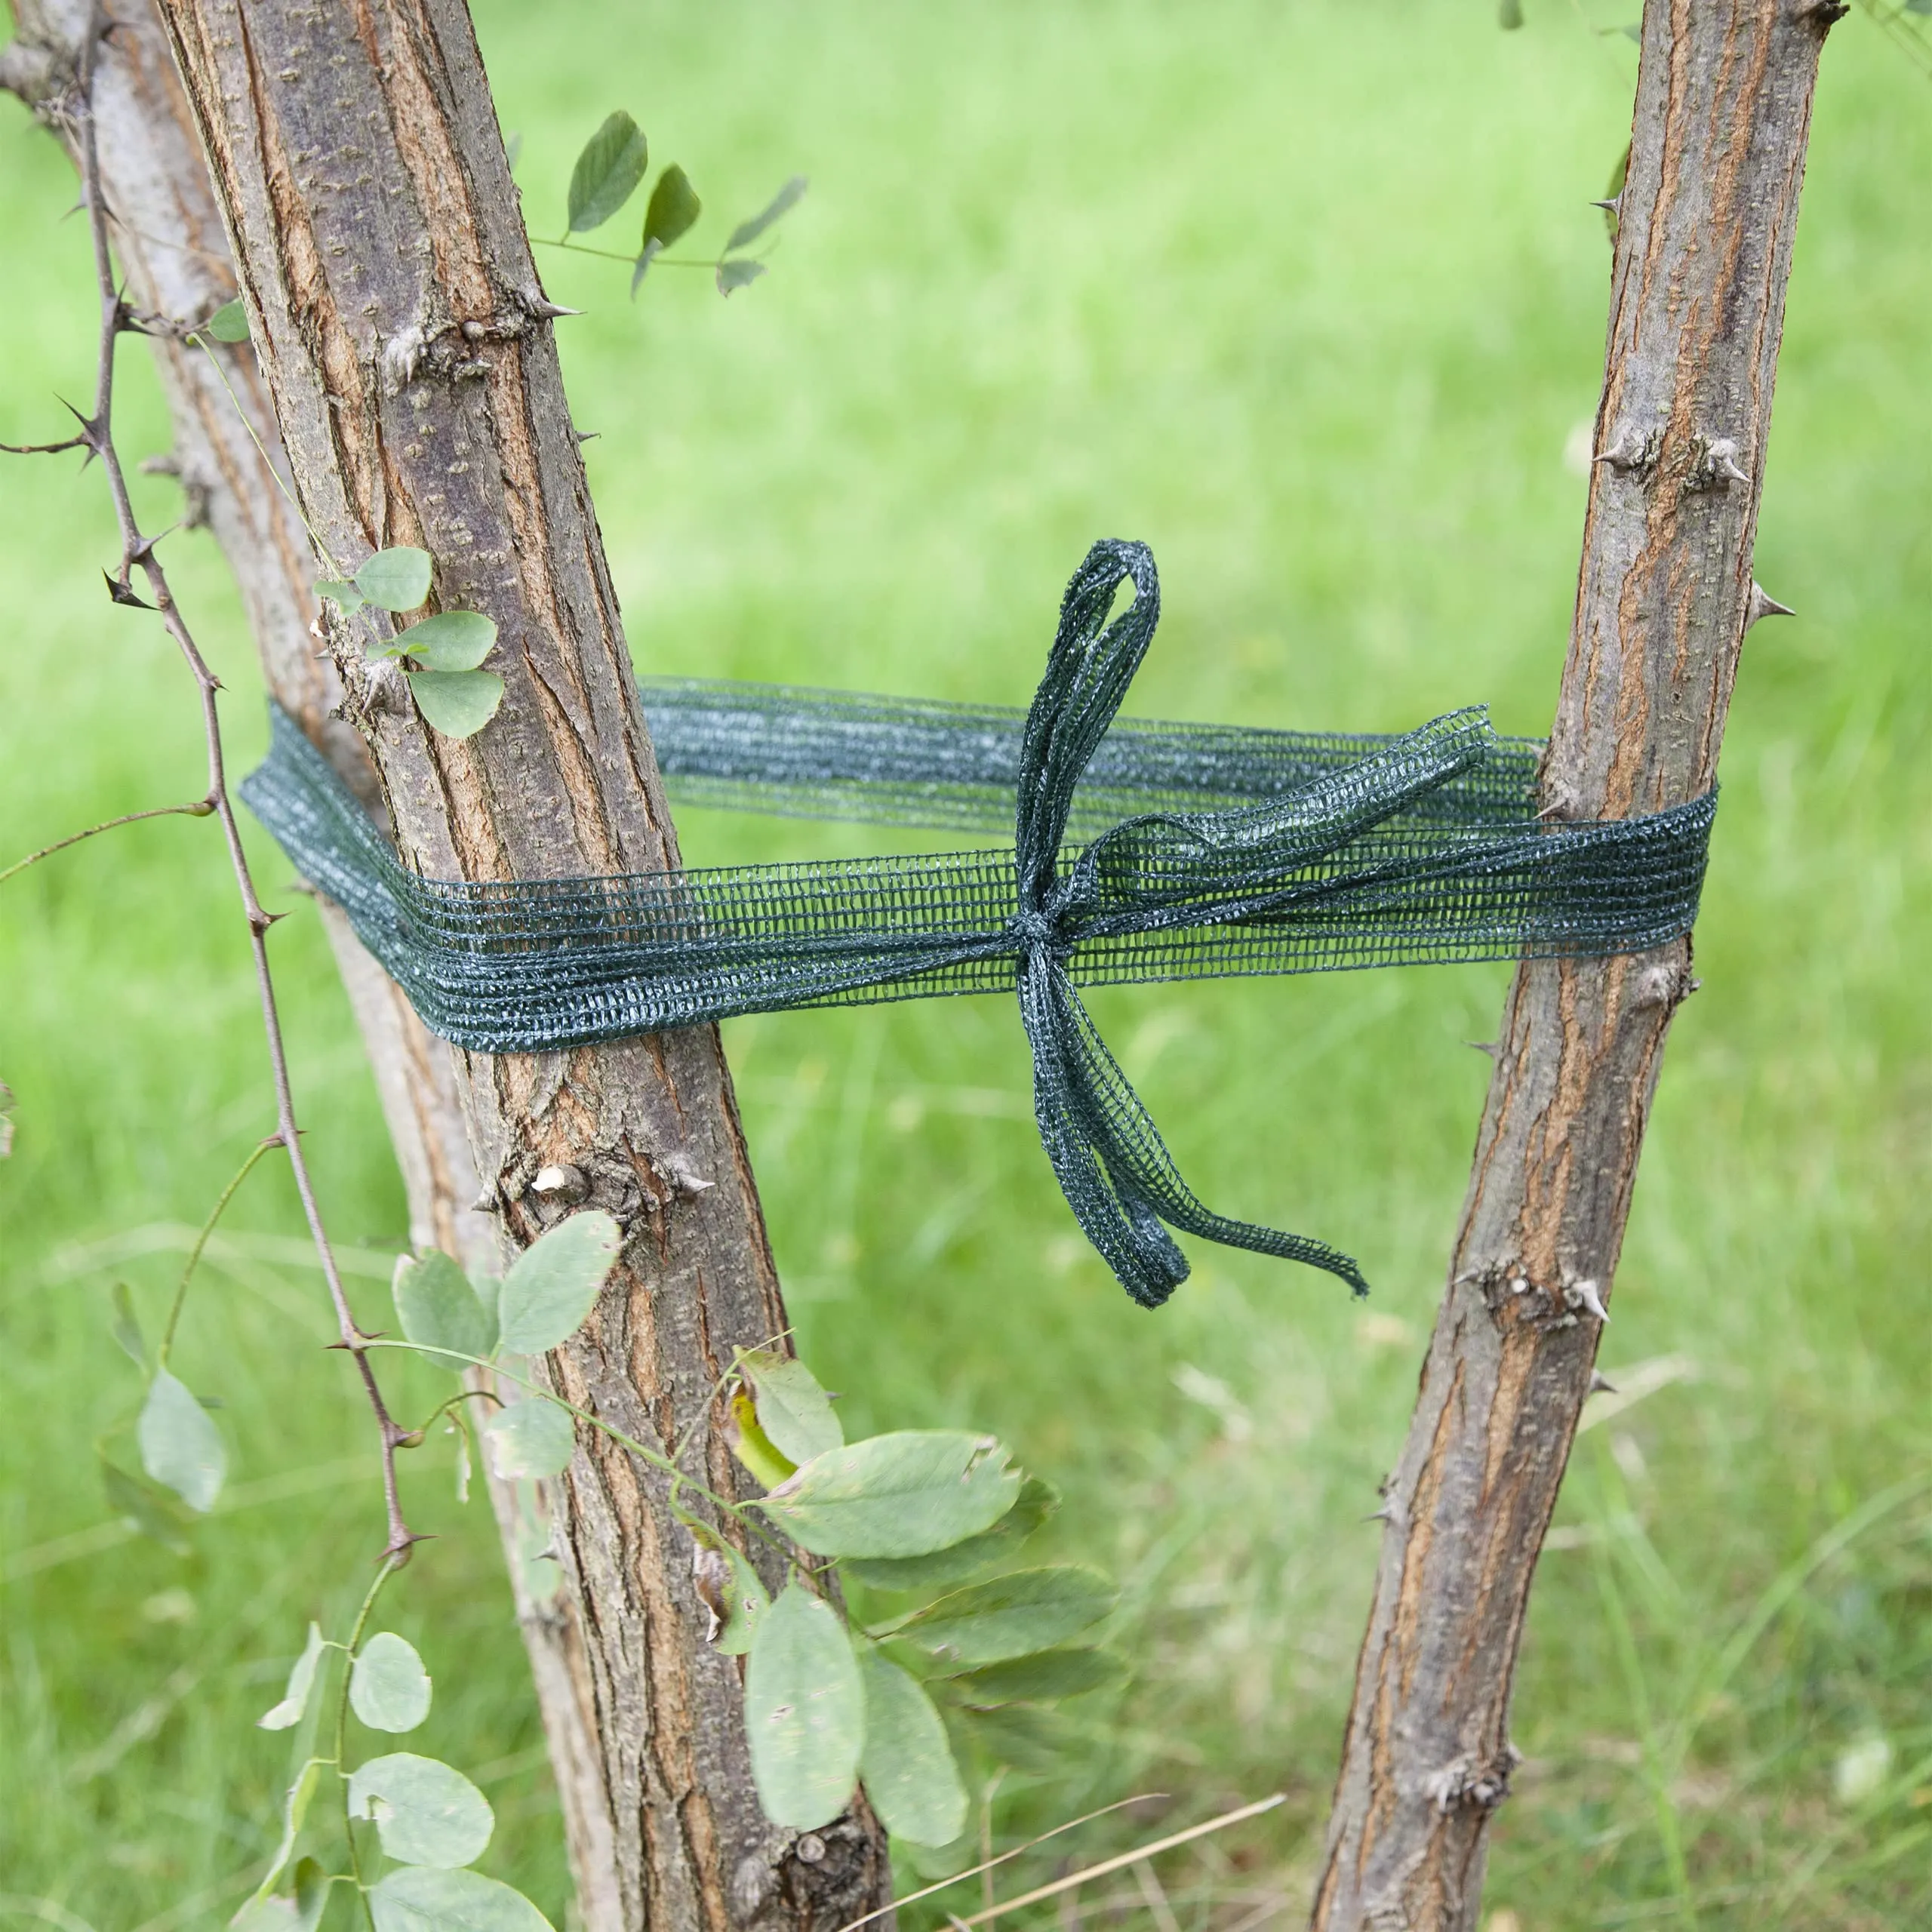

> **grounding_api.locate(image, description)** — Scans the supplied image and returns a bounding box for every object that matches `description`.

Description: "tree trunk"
[11,3,892,1927]
[1309,5,1841,1927]
[1,2,627,1923]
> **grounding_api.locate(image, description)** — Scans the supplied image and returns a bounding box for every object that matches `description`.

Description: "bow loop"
[1014,540,1161,909]
[1009,542,1371,1306]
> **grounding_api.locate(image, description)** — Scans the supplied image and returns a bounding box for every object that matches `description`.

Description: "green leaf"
[857,1647,967,1846]
[950,1701,1069,1776]
[259,1621,328,1730]
[410,669,505,740]
[1906,0,1932,14]
[744,1582,864,1829]
[724,176,807,254]
[727,1385,798,1490]
[740,1348,843,1466]
[495,1210,623,1355]
[139,1367,226,1512]
[350,1631,433,1733]
[899,1567,1117,1668]
[349,1753,494,1868]
[758,1431,1020,1559]
[713,1544,771,1656]
[369,1866,552,1932]
[233,1859,330,1932]
[643,164,702,251]
[1497,0,1524,28]
[393,1250,496,1362]
[485,1398,577,1481]
[567,112,649,232]
[715,258,768,297]
[315,577,367,614]
[355,547,433,613]
[391,611,497,672]
[844,1475,1058,1592]
[99,1455,195,1555]
[944,1647,1126,1705]
[204,298,251,343]
[110,1281,146,1368]
[254,1758,321,1902]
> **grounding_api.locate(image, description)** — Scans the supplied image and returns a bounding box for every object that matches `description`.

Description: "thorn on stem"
[1466,1039,1497,1058]
[103,568,155,610]
[1589,1370,1618,1395]
[1746,583,1795,629]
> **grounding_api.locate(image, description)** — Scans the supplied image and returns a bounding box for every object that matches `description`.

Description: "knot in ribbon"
[1002,540,1372,1308]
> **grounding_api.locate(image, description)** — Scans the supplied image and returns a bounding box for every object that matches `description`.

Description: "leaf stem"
[534,235,731,269]
[362,1339,786,1551]
[0,798,214,888]
[158,1135,281,1368]
[186,334,340,571]
[335,1555,404,1919]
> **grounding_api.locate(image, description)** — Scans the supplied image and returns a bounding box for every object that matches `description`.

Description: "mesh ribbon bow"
[243,540,1715,1306]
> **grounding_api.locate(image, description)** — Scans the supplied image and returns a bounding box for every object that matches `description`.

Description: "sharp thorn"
[1589,1370,1618,1395]
[1589,196,1621,214]
[530,298,583,319]
[1570,1278,1611,1324]
[1466,1039,1497,1057]
[1363,1506,1393,1524]
[1746,582,1795,629]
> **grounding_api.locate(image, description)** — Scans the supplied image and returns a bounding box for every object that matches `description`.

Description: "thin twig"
[829,1796,1168,1932]
[954,1795,1287,1929]
[32,7,417,1562]
[0,798,213,886]
[157,1134,281,1366]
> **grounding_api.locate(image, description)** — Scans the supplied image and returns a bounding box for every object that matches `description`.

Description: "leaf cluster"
[315,549,505,740]
[561,108,806,297]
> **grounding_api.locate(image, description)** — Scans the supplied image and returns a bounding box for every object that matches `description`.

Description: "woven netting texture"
[243,540,1715,1304]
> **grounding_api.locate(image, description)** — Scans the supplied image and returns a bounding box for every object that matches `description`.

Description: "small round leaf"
[485,1398,577,1481]
[138,1367,226,1513]
[203,298,251,343]
[643,165,702,251]
[355,547,433,613]
[394,611,497,672]
[393,1250,495,1362]
[348,1752,492,1867]
[495,1211,623,1355]
[410,669,505,740]
[370,1866,552,1932]
[350,1631,433,1733]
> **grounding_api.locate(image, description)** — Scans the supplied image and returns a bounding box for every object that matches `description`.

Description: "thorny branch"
[14,7,419,1562]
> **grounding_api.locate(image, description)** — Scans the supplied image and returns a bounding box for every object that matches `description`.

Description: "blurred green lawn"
[2,4,1927,1928]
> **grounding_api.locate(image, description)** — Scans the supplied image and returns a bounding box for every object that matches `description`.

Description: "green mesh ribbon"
[242,540,1715,1306]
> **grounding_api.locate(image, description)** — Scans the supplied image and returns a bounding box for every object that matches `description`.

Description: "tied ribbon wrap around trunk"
[242,540,1717,1306]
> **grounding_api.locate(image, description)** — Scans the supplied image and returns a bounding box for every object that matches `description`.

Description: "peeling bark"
[7,3,890,1927]
[1309,5,1838,1928]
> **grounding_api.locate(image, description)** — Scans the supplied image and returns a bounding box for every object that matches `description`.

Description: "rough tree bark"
[1309,4,1841,1927]
[2,4,626,1925]
[8,2,893,1927]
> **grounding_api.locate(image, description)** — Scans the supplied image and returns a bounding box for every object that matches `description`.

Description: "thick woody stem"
[146,1,892,1925]
[1309,5,1837,1928]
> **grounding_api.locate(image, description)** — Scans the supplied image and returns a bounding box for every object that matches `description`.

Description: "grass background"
[2,2,1927,1928]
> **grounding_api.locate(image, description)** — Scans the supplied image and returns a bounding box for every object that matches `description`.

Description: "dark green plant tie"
[242,539,1715,1306]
